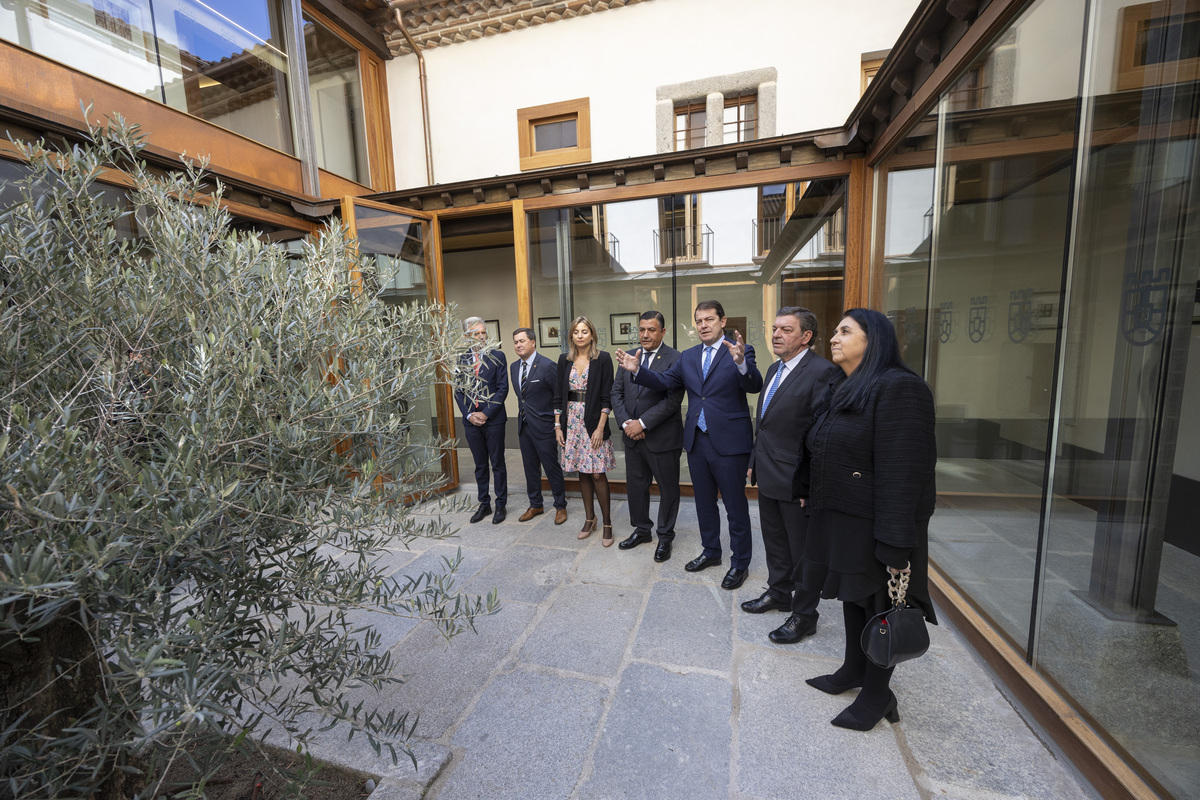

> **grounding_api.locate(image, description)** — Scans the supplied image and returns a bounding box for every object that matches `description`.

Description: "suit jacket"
[454,349,508,426]
[611,344,684,452]
[553,351,614,440]
[748,350,839,501]
[511,351,558,438]
[633,336,764,455]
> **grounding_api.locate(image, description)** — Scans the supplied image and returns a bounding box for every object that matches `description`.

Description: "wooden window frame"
[674,101,707,151]
[517,98,591,171]
[1116,0,1200,91]
[722,92,758,145]
[302,3,394,192]
[862,57,886,94]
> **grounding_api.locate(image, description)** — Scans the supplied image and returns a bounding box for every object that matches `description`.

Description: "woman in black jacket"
[797,308,937,731]
[553,316,616,545]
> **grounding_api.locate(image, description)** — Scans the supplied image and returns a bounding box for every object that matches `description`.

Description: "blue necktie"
[698,346,713,432]
[761,363,785,416]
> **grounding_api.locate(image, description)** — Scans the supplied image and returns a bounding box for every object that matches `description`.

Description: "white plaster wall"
[385,0,921,189]
[1008,0,1085,105]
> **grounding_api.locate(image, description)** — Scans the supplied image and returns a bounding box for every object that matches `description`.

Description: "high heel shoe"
[578,518,596,540]
[830,692,899,731]
[601,524,614,547]
[806,673,864,695]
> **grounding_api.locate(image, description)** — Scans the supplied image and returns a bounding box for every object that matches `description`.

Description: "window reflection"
[304,10,367,183]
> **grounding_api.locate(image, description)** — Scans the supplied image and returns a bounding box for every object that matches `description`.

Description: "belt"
[568,390,587,402]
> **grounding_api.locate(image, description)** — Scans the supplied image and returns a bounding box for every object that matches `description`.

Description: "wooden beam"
[844,157,870,309]
[512,198,532,329]
[868,0,1029,167]
[522,160,851,211]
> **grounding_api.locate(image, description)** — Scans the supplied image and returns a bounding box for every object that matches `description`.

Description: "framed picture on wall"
[538,316,561,347]
[485,319,501,342]
[610,313,639,345]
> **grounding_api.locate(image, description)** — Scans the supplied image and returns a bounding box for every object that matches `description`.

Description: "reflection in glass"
[0,0,293,153]
[924,0,1082,654]
[1033,0,1200,794]
[304,11,367,183]
[533,119,577,152]
[878,167,934,375]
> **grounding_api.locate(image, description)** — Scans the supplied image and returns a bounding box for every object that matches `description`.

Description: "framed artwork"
[610,312,639,345]
[484,319,501,342]
[538,316,561,347]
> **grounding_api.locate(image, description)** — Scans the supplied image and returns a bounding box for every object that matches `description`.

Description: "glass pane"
[880,166,934,375]
[304,12,367,184]
[925,0,1083,653]
[1036,0,1200,794]
[534,119,577,152]
[350,203,447,487]
[0,0,161,97]
[155,0,293,152]
[778,178,847,361]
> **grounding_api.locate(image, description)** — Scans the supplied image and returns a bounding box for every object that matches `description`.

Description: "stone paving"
[290,489,1099,800]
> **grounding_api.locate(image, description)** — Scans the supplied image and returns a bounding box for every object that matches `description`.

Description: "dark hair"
[513,327,536,343]
[639,310,666,328]
[830,308,914,413]
[694,299,725,319]
[777,306,818,339]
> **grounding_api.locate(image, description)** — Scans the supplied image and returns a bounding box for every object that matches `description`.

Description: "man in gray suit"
[744,307,839,643]
[611,310,684,562]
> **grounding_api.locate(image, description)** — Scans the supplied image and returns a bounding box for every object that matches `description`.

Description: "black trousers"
[463,421,506,507]
[759,494,821,619]
[624,440,681,540]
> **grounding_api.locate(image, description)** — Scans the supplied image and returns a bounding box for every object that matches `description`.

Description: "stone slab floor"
[286,490,1099,800]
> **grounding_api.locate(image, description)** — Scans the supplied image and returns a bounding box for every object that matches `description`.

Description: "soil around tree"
[159,742,379,799]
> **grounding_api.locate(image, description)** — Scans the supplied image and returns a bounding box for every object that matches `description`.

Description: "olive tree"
[0,120,496,798]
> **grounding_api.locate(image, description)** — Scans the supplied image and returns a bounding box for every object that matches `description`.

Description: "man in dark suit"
[745,307,839,643]
[510,327,568,525]
[455,316,508,524]
[615,300,763,590]
[611,311,683,562]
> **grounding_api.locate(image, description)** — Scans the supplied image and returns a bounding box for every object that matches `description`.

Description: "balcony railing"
[653,224,713,267]
[752,215,787,255]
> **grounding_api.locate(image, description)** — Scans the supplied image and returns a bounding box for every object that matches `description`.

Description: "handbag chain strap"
[887,564,912,607]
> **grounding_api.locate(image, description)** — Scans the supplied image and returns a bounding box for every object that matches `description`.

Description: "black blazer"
[511,351,558,438]
[553,350,614,440]
[610,344,684,452]
[802,367,937,550]
[748,350,839,500]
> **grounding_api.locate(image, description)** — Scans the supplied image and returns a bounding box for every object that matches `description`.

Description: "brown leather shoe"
[554,508,568,525]
[518,506,544,522]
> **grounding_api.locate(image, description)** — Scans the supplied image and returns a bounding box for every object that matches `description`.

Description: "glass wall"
[528,179,846,481]
[873,0,1200,795]
[1,0,293,152]
[303,10,368,184]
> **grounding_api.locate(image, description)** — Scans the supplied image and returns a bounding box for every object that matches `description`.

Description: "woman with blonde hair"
[553,316,616,545]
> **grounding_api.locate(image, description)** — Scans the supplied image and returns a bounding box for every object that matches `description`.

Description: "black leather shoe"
[469,504,492,524]
[618,531,653,550]
[653,541,672,562]
[684,554,721,572]
[769,614,817,644]
[720,568,748,590]
[491,507,507,524]
[740,591,791,614]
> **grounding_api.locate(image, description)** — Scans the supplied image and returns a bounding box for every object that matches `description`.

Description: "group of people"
[454,302,937,732]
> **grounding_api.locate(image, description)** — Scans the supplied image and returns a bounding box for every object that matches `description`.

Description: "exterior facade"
[3,0,1199,798]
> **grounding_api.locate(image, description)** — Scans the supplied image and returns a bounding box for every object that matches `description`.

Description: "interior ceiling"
[340,0,654,58]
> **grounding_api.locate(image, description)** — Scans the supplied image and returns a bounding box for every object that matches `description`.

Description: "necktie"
[473,353,481,377]
[698,347,713,432]
[761,363,785,416]
[520,359,529,394]
[641,350,652,370]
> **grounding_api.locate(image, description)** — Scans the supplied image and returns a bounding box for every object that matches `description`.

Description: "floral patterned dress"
[560,364,615,474]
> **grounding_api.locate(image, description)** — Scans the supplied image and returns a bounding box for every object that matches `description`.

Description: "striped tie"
[761,363,785,416]
[698,346,713,432]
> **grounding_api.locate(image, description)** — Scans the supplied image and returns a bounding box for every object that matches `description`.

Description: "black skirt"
[799,508,937,623]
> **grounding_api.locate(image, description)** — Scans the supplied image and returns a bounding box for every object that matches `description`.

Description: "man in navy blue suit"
[510,327,568,525]
[455,316,508,524]
[615,300,763,590]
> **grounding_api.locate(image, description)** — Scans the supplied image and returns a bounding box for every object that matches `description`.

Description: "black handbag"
[861,567,930,669]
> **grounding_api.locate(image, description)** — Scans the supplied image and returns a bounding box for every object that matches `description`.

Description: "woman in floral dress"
[553,316,616,545]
